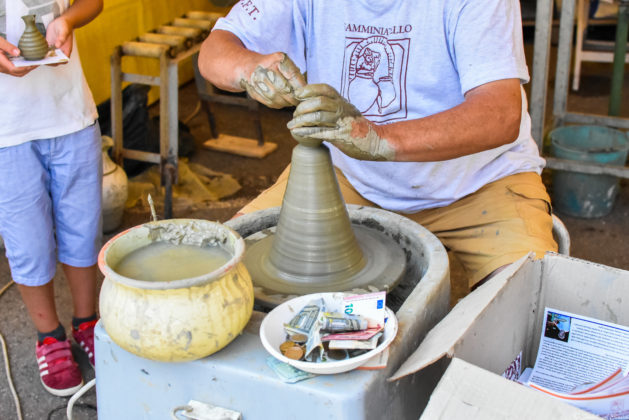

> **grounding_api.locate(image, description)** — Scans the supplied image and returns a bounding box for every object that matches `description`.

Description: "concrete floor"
[1,36,629,419]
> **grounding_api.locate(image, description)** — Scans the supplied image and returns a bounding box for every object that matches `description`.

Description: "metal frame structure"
[530,0,629,179]
[192,55,265,146]
[110,12,220,219]
[191,54,276,160]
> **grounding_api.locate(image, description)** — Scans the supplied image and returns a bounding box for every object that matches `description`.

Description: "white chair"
[552,214,571,255]
[572,0,628,91]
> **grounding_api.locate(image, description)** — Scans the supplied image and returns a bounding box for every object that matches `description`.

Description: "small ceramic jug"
[18,15,49,61]
[101,136,128,233]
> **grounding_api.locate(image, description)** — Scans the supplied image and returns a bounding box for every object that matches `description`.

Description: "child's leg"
[51,125,102,368]
[16,281,59,334]
[62,264,97,319]
[50,123,102,320]
[0,140,58,327]
[0,138,85,395]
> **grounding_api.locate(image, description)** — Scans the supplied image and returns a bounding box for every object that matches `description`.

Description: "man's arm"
[199,29,305,109]
[377,78,522,161]
[289,79,522,162]
[199,29,277,92]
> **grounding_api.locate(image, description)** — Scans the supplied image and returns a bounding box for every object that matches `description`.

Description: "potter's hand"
[288,84,396,161]
[0,37,37,77]
[46,16,73,58]
[240,53,306,109]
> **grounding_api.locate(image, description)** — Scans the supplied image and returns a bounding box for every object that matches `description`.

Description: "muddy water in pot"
[113,241,230,282]
[98,219,254,362]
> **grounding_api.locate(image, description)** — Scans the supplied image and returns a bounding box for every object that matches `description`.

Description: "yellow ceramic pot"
[98,219,253,362]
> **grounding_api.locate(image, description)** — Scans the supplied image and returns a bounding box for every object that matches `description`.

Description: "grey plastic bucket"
[550,125,629,218]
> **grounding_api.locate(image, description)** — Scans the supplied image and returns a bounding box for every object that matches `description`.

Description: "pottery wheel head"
[243,225,406,307]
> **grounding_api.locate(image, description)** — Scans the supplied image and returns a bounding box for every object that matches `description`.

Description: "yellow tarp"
[75,0,232,105]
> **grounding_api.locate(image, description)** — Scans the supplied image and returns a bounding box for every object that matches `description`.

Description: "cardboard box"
[390,253,629,419]
[421,358,599,419]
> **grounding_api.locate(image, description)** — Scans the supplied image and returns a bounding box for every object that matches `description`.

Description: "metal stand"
[609,0,629,116]
[530,0,629,179]
[192,56,277,159]
[110,11,222,219]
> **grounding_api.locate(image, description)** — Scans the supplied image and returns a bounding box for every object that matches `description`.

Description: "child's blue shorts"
[0,124,103,286]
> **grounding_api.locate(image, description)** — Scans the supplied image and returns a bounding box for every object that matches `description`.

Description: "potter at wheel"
[242,128,406,306]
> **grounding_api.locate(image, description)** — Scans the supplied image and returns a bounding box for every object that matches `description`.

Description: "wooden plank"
[203,134,277,159]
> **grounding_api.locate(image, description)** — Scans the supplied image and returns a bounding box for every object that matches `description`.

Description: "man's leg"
[407,172,558,289]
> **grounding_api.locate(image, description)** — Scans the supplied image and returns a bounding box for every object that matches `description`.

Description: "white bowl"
[259,292,398,375]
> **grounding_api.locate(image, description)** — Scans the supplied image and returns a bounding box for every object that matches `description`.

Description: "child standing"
[0,0,103,396]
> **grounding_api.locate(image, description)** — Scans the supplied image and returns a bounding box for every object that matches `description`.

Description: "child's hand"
[0,37,37,77]
[45,16,73,58]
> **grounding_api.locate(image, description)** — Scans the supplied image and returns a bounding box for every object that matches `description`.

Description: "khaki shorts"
[239,166,558,287]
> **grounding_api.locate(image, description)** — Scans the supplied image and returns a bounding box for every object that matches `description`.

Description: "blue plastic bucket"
[550,125,629,218]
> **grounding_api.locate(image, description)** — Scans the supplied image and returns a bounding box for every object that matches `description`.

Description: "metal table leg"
[609,0,629,116]
[530,0,555,149]
[160,54,180,220]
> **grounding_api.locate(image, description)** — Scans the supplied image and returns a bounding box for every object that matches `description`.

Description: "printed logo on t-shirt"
[238,0,260,21]
[341,24,411,123]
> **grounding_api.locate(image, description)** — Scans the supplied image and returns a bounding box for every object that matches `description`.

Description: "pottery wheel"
[238,126,409,307]
[243,224,406,306]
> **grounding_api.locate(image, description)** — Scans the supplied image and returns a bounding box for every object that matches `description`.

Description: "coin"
[283,346,304,360]
[289,333,308,344]
[279,340,295,353]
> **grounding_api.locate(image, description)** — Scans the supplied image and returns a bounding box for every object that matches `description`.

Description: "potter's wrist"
[371,121,388,145]
[234,57,260,92]
[366,120,397,161]
[235,52,277,92]
[241,52,286,80]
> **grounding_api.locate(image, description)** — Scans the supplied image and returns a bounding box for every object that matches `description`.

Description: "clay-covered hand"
[45,16,73,58]
[0,37,37,77]
[240,53,306,109]
[287,84,396,161]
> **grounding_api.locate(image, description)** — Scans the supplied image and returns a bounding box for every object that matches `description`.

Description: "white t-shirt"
[215,0,546,213]
[0,0,97,148]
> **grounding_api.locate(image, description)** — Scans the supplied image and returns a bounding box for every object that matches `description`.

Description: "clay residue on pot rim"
[144,220,230,248]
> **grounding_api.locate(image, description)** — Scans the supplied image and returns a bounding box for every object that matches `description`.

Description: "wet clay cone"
[266,142,366,283]
[243,135,407,299]
[18,15,49,61]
